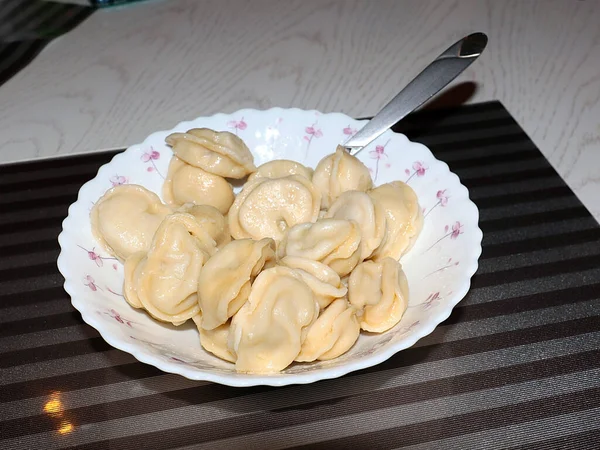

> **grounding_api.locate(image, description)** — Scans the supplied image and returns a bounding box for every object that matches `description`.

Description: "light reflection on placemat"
[1,102,599,449]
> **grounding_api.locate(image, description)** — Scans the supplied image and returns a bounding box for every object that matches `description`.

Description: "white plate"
[57,108,482,387]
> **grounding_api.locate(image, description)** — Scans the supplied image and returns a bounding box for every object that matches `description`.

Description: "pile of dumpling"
[90,128,423,373]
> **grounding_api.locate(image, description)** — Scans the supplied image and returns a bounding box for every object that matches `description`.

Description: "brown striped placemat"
[1,101,599,450]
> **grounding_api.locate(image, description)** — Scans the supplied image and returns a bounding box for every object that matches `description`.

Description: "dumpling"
[295,298,360,362]
[163,156,234,214]
[312,146,373,209]
[123,251,145,309]
[279,256,347,309]
[278,218,362,277]
[191,315,236,363]
[91,184,172,261]
[228,175,321,242]
[123,213,216,325]
[198,238,276,330]
[340,274,350,290]
[177,203,231,249]
[248,159,313,182]
[228,266,319,373]
[348,258,409,332]
[326,190,387,260]
[165,128,256,179]
[368,181,423,260]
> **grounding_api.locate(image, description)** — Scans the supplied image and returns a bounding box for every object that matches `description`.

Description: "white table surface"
[2,0,599,222]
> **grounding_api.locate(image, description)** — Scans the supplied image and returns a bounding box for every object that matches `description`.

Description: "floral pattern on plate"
[57,108,482,387]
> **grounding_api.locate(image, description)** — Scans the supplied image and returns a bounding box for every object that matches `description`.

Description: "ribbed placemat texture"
[1,101,599,450]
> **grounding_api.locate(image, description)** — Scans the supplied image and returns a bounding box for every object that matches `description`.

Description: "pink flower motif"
[83,275,100,291]
[141,147,163,178]
[105,309,135,327]
[112,310,125,324]
[343,125,357,136]
[112,264,118,270]
[78,245,117,267]
[107,287,124,297]
[228,117,247,133]
[398,320,421,335]
[305,125,323,138]
[80,246,103,267]
[424,222,463,253]
[368,139,390,182]
[385,163,391,168]
[406,161,428,183]
[423,292,441,309]
[303,122,323,158]
[141,149,160,162]
[437,189,450,207]
[413,161,428,177]
[110,175,128,186]
[170,356,189,364]
[369,145,387,159]
[424,258,460,277]
[450,221,463,239]
[425,189,450,217]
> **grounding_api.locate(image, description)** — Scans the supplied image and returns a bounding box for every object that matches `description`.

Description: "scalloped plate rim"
[57,107,482,387]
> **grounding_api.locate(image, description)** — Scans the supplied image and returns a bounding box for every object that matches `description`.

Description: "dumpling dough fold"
[91,184,172,261]
[296,298,360,362]
[163,156,234,214]
[326,190,387,261]
[177,203,231,249]
[368,181,423,261]
[228,266,319,373]
[228,175,321,242]
[123,213,216,325]
[312,146,373,209]
[278,218,362,277]
[198,238,276,330]
[165,128,256,178]
[248,159,313,182]
[192,315,236,363]
[279,256,347,309]
[348,257,409,332]
[123,251,145,309]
